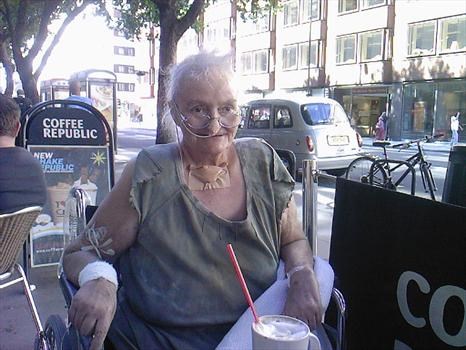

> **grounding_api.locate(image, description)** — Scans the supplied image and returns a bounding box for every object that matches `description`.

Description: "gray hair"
[167,51,237,102]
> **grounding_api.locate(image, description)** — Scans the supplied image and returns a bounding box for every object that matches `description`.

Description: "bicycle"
[345,134,444,201]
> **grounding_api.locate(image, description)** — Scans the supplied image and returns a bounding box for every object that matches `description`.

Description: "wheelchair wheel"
[44,314,67,349]
[345,156,387,187]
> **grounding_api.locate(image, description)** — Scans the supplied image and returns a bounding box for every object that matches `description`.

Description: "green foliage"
[108,0,158,40]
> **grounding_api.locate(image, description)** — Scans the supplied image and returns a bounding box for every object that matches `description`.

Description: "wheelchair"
[54,189,347,350]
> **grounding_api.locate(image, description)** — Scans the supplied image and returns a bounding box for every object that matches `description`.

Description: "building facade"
[181,0,465,141]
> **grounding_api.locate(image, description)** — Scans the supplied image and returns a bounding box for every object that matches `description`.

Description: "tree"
[111,0,278,144]
[0,0,104,103]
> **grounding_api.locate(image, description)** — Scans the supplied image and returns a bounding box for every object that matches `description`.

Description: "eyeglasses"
[174,103,241,129]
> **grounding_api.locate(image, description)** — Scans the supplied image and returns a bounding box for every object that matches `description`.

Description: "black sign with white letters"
[330,179,466,350]
[26,107,106,145]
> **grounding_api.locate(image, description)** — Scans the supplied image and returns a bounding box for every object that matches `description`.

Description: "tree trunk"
[155,8,179,144]
[0,41,15,97]
[15,56,40,104]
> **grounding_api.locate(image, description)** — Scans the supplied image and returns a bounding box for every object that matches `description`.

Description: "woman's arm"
[279,197,323,330]
[62,159,139,350]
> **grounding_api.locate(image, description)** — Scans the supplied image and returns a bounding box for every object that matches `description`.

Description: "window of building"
[241,50,269,74]
[336,35,356,64]
[240,52,253,74]
[361,0,385,9]
[338,0,358,13]
[283,0,299,26]
[274,107,293,128]
[299,41,318,68]
[282,45,298,70]
[114,64,135,74]
[205,19,230,45]
[302,0,319,21]
[117,82,135,92]
[401,83,435,138]
[114,46,135,56]
[248,106,271,129]
[407,21,436,56]
[254,50,269,73]
[239,12,270,36]
[360,30,383,61]
[439,15,466,52]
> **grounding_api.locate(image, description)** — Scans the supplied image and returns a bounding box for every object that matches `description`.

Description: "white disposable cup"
[48,184,71,224]
[252,315,310,350]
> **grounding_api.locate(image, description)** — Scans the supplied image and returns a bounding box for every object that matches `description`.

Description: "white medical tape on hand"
[78,261,118,288]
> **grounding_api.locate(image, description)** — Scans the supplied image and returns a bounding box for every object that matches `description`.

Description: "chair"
[0,206,67,349]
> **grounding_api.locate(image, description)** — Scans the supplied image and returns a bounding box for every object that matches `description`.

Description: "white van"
[237,96,362,177]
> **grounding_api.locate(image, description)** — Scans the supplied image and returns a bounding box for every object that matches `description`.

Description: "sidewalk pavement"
[361,136,458,153]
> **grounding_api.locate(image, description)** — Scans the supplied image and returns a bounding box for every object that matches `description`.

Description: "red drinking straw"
[226,243,260,323]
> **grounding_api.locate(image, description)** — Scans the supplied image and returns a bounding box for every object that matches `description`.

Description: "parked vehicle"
[237,96,362,177]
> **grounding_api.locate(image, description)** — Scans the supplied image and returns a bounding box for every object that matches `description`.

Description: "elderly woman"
[63,52,322,350]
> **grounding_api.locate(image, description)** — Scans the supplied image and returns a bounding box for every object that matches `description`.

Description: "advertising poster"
[28,145,111,266]
[90,83,114,129]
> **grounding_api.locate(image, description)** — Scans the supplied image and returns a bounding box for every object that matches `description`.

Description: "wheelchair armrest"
[330,287,346,350]
[59,271,94,350]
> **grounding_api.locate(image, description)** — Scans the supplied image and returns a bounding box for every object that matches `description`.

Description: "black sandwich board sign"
[23,100,115,267]
[330,178,466,350]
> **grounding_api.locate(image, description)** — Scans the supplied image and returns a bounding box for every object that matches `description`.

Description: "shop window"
[336,35,356,64]
[361,0,385,9]
[274,107,293,128]
[299,41,318,68]
[282,45,298,70]
[360,30,383,61]
[407,21,436,56]
[302,0,319,21]
[284,0,299,27]
[338,0,358,13]
[248,106,271,129]
[439,15,466,52]
[402,83,435,137]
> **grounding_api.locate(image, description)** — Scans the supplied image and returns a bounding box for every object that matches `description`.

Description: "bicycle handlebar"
[392,133,444,149]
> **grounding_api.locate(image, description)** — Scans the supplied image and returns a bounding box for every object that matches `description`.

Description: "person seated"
[0,94,47,214]
[62,51,322,350]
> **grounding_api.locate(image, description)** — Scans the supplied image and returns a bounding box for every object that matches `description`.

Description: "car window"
[301,103,350,126]
[239,106,249,128]
[274,106,293,128]
[248,105,271,129]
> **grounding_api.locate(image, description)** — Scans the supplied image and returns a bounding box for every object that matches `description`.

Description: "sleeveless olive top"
[119,138,294,327]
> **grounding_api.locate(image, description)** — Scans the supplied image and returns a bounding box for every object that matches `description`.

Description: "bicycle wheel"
[345,156,387,187]
[420,163,436,201]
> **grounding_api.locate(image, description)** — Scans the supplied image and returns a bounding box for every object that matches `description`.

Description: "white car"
[237,96,362,177]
